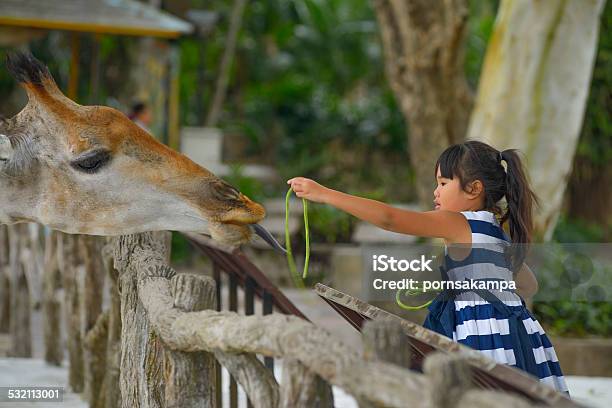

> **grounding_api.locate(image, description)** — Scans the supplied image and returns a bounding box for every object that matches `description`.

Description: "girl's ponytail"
[499,149,539,269]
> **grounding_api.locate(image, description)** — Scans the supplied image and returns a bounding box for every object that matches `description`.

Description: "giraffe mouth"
[252,224,287,255]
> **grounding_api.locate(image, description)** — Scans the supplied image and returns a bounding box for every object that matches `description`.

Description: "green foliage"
[306,204,354,243]
[534,301,612,337]
[465,0,498,86]
[575,1,612,167]
[170,232,192,264]
[178,0,408,197]
[532,216,611,337]
[294,187,390,244]
[552,215,607,243]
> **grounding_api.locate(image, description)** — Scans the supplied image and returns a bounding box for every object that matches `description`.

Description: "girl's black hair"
[435,140,539,270]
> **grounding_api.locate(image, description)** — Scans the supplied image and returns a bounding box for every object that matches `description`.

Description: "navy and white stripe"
[448,211,569,394]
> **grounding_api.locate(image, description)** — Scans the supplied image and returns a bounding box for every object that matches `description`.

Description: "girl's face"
[433,167,482,211]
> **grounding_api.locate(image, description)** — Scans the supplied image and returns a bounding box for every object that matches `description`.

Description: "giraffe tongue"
[252,224,287,255]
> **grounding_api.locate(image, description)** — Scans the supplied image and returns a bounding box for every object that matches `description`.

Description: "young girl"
[287,140,569,395]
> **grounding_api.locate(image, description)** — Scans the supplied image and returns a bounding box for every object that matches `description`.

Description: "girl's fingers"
[287,177,314,197]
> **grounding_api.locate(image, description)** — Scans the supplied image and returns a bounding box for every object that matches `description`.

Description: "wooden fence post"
[102,239,122,408]
[165,273,217,407]
[0,225,10,333]
[58,232,84,392]
[114,232,282,408]
[81,235,107,407]
[114,232,170,408]
[363,317,412,368]
[84,311,109,408]
[8,224,31,357]
[360,318,412,407]
[423,352,473,408]
[165,270,280,408]
[214,351,279,408]
[42,230,62,365]
[25,224,44,308]
[279,358,333,408]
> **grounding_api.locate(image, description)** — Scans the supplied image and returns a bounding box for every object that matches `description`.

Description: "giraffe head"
[0,52,280,249]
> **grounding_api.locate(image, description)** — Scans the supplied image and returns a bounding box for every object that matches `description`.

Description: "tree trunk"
[205,0,248,127]
[371,0,473,208]
[467,0,606,239]
[42,230,63,365]
[566,155,612,238]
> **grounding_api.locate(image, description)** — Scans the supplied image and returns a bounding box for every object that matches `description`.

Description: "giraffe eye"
[71,150,111,174]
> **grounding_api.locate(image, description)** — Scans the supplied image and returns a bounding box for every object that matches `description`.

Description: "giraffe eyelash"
[71,150,112,174]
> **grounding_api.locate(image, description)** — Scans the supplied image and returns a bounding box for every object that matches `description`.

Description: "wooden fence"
[0,225,584,407]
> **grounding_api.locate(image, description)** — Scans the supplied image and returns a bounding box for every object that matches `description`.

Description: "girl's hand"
[286,177,329,203]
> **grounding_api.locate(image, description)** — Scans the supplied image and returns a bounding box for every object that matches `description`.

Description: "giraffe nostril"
[208,178,242,202]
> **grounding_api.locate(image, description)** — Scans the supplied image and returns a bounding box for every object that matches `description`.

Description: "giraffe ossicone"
[0,52,280,251]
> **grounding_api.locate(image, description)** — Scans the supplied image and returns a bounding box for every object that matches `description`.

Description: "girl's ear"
[465,180,484,199]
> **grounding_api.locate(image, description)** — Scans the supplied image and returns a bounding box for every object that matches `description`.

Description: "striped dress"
[423,210,569,394]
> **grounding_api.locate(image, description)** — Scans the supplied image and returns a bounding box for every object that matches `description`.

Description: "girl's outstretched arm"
[287,177,470,242]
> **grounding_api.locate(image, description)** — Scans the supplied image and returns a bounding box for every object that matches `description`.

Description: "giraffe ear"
[0,134,13,161]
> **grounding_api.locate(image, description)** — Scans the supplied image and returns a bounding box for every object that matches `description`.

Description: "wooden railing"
[0,226,587,408]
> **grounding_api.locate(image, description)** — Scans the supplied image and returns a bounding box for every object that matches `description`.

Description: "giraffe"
[0,52,281,251]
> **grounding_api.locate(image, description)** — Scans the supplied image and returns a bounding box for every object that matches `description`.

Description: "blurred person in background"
[128,101,153,133]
